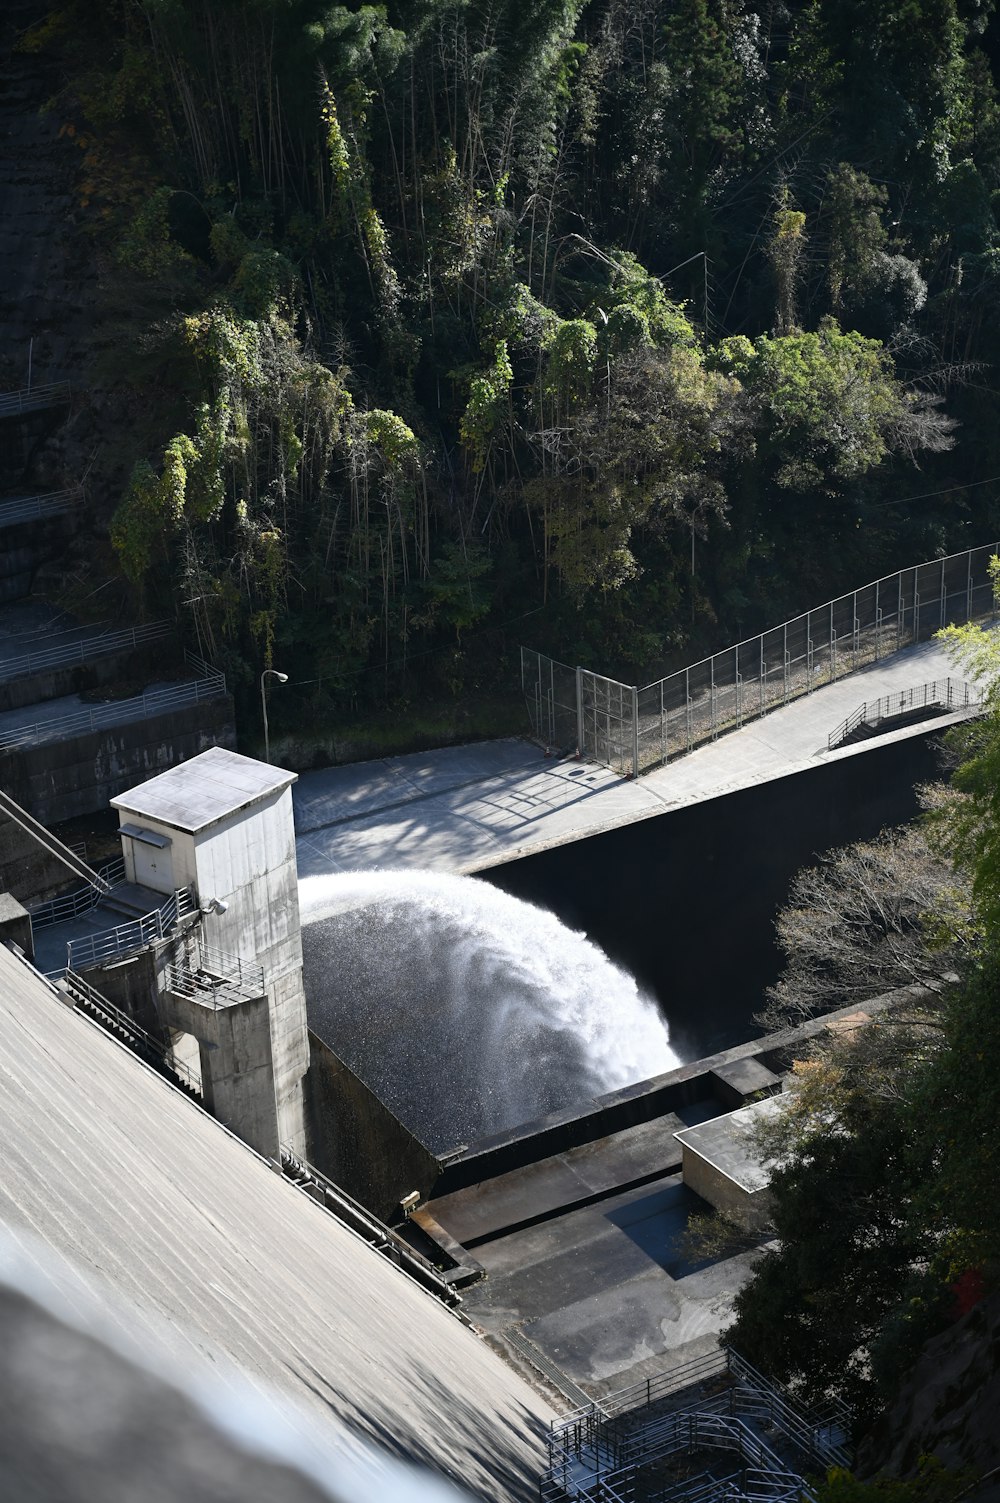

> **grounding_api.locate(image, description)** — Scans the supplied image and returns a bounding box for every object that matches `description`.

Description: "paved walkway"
[294,634,976,880]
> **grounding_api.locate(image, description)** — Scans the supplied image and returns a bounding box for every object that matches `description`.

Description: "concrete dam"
[294,618,976,1152]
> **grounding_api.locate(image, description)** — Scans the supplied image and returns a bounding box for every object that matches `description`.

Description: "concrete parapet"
[0,892,33,957]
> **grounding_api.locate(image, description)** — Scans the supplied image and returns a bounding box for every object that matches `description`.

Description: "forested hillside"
[20,0,1000,742]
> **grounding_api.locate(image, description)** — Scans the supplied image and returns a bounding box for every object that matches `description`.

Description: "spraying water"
[299,870,679,1153]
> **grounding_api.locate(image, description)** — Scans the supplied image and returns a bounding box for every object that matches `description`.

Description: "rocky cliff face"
[858,1293,1000,1487]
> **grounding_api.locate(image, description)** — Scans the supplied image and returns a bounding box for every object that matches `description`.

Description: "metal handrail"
[543,1347,849,1503]
[0,487,83,529]
[0,382,71,417]
[0,785,108,892]
[279,1147,463,1309]
[0,669,227,750]
[28,857,127,931]
[827,676,978,750]
[66,886,194,970]
[167,941,265,1007]
[0,620,173,684]
[62,967,201,1096]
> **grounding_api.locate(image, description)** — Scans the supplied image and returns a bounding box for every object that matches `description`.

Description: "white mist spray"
[299,870,678,1151]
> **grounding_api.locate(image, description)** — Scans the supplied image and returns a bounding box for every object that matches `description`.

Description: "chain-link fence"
[522,542,1000,778]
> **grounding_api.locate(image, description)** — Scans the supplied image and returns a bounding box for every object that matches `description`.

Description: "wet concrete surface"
[428,1101,765,1400]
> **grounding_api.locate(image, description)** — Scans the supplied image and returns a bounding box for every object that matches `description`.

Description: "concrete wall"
[485,726,946,1062]
[0,697,236,824]
[306,1031,441,1222]
[680,1146,771,1227]
[0,641,179,713]
[432,987,909,1195]
[85,948,162,1039]
[165,986,280,1161]
[0,809,79,905]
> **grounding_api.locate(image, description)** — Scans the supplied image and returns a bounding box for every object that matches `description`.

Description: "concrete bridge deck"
[293,633,977,880]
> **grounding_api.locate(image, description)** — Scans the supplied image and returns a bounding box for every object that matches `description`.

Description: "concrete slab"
[458,1169,766,1396]
[292,633,980,880]
[430,1118,690,1247]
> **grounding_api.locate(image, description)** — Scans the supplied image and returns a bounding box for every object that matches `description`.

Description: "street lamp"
[260,669,288,764]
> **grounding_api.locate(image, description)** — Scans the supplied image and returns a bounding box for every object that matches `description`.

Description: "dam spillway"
[300,870,677,1153]
[291,630,972,1144]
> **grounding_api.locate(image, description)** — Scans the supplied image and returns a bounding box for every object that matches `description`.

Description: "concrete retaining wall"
[431,988,910,1197]
[306,1030,441,1222]
[0,809,77,904]
[0,641,179,713]
[0,697,237,823]
[485,726,945,1063]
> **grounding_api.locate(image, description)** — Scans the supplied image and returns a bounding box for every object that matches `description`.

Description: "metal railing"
[65,886,194,971]
[0,620,173,684]
[0,487,83,530]
[827,677,979,750]
[28,857,127,931]
[0,667,227,750]
[0,785,108,892]
[0,381,71,418]
[280,1148,463,1310]
[523,540,1000,778]
[544,1409,813,1503]
[62,967,201,1098]
[542,1348,849,1503]
[166,941,265,1007]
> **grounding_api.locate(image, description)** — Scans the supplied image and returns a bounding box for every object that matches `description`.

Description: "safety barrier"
[66,886,195,971]
[523,541,1000,778]
[28,857,127,931]
[0,667,227,750]
[0,381,71,418]
[0,487,83,530]
[827,677,978,749]
[0,620,173,683]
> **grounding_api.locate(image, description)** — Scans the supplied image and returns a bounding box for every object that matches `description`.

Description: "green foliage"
[460,341,513,473]
[716,320,918,489]
[231,249,299,319]
[815,1459,977,1503]
[543,318,598,410]
[420,540,494,639]
[117,186,194,279]
[725,1072,939,1413]
[49,0,1000,719]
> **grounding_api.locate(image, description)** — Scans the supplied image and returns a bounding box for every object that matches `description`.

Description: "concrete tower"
[110,747,309,1156]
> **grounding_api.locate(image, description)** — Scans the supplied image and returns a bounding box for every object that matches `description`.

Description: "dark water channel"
[481,730,946,1062]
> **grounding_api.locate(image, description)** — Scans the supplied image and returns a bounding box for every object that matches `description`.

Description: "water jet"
[300,870,677,1154]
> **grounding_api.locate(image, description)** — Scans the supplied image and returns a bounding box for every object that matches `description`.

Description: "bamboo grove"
[34,0,1000,724]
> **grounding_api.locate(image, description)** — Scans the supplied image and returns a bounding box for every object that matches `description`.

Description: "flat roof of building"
[111,747,297,834]
[673,1095,786,1195]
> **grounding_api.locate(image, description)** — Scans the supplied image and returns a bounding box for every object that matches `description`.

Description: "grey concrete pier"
[294,633,976,879]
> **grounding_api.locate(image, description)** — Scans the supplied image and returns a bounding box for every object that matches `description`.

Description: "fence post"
[576,666,584,756]
[631,685,639,777]
[660,679,666,765]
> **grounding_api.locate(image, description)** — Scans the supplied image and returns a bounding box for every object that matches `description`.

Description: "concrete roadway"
[293,633,975,879]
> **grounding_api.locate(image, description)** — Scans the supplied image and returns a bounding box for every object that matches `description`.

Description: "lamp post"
[260,669,288,764]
